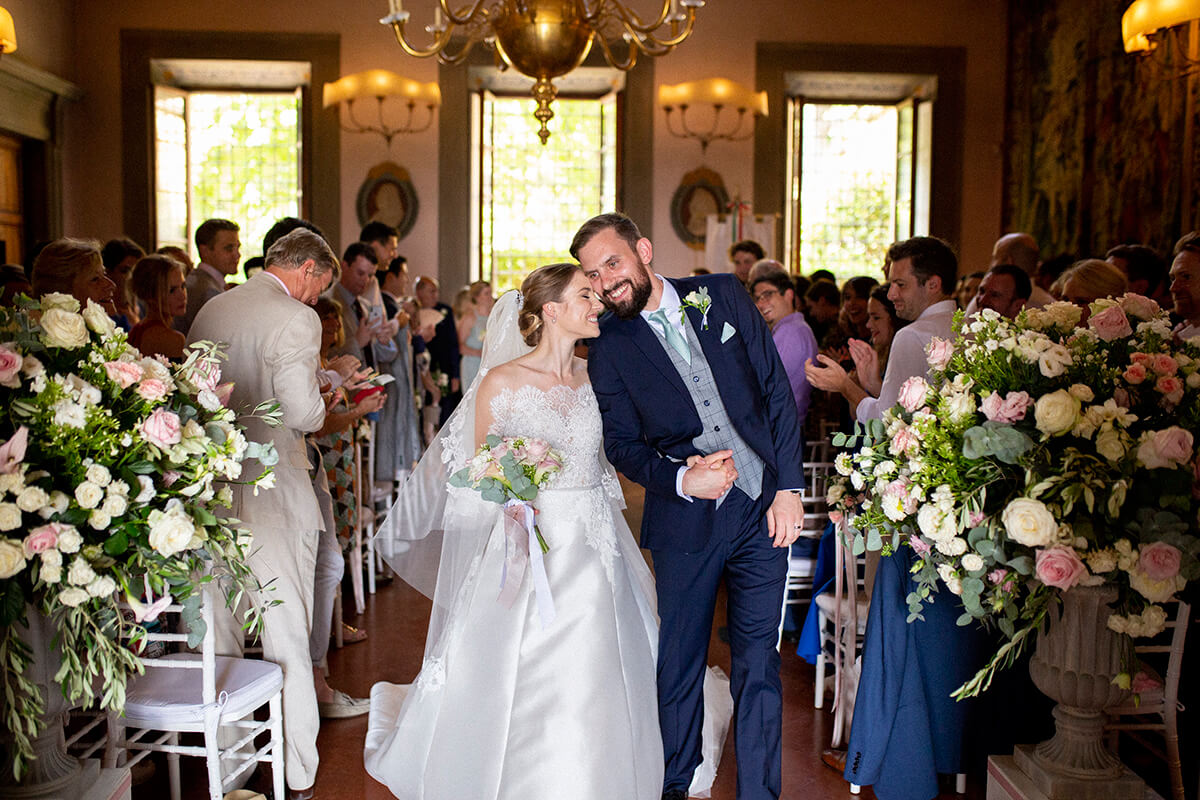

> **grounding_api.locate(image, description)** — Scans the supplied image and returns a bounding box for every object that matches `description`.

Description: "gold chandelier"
[381,0,704,143]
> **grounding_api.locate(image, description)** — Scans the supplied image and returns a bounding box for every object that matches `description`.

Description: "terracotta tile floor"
[144,477,998,800]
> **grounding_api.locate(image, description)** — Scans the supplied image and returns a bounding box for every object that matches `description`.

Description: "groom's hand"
[767,490,806,548]
[681,450,737,500]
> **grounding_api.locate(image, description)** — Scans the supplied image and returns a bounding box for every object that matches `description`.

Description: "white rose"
[47,491,69,514]
[67,557,96,587]
[1001,498,1058,547]
[198,390,221,411]
[917,505,943,539]
[134,475,157,504]
[137,357,173,385]
[107,479,130,498]
[74,481,104,509]
[944,390,976,422]
[936,563,963,594]
[82,300,117,336]
[936,536,969,556]
[57,587,89,607]
[85,463,112,487]
[101,494,128,517]
[1034,390,1080,436]
[147,500,196,557]
[88,510,111,530]
[0,539,27,578]
[1095,429,1127,462]
[1086,549,1118,574]
[40,308,90,349]
[1068,383,1095,402]
[0,502,20,531]
[40,292,79,313]
[39,548,62,567]
[961,553,985,572]
[15,486,50,514]
[0,472,23,495]
[56,526,82,553]
[40,564,61,584]
[86,575,117,598]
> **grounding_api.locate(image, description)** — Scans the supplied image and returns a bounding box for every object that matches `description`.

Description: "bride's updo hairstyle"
[519,262,582,346]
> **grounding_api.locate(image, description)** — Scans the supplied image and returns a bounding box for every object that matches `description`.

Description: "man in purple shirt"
[752,273,818,428]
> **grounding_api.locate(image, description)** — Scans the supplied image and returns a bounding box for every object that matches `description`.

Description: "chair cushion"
[123,653,283,729]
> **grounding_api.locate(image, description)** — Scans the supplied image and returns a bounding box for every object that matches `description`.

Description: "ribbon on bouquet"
[497,499,556,628]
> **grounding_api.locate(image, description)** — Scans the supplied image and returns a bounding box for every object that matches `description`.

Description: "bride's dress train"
[364,383,664,799]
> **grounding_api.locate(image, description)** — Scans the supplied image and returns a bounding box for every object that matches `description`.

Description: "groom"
[573,213,805,800]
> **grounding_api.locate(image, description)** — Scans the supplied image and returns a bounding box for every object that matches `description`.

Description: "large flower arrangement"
[829,296,1200,697]
[0,294,278,778]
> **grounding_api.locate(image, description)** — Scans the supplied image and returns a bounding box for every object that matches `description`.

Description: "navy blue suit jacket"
[587,274,805,552]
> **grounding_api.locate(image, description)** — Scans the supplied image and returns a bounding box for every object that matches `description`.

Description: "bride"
[364,263,664,798]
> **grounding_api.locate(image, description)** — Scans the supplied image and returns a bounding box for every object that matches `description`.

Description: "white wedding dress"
[364,377,664,799]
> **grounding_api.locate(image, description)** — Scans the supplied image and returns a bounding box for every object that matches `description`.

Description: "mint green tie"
[650,308,691,364]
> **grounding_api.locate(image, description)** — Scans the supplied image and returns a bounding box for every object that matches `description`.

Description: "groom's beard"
[602,269,653,320]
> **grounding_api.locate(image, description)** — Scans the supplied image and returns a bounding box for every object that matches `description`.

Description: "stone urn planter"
[0,607,83,799]
[1013,584,1144,800]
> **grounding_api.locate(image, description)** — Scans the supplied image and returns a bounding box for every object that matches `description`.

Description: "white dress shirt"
[856,299,957,423]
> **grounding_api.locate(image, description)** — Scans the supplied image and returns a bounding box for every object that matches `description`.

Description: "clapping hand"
[682,449,738,500]
[326,354,361,382]
[804,354,850,392]
[847,338,881,396]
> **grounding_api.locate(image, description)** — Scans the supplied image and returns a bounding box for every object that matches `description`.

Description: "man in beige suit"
[188,227,335,800]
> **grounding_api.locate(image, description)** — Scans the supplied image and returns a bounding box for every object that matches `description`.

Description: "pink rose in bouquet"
[104,360,144,389]
[1155,375,1184,405]
[897,377,929,412]
[1138,541,1182,582]
[1150,354,1178,375]
[136,378,170,402]
[1035,546,1088,590]
[22,523,61,555]
[0,344,21,388]
[141,408,183,448]
[1123,363,1148,385]
[1136,427,1194,469]
[980,390,1033,423]
[926,338,954,371]
[1088,304,1133,341]
[1118,293,1160,320]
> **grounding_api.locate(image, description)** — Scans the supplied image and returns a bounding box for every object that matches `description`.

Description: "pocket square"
[721,322,736,343]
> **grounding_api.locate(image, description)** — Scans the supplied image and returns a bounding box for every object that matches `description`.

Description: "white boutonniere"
[681,287,712,330]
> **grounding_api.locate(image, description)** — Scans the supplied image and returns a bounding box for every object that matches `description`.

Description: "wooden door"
[0,133,21,265]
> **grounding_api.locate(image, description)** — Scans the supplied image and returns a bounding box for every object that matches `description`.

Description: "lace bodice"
[487,383,606,490]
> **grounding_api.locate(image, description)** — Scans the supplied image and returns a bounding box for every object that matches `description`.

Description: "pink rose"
[889,426,920,457]
[1151,354,1178,375]
[897,377,929,412]
[1138,541,1182,582]
[104,360,144,389]
[524,439,550,463]
[1119,293,1160,320]
[909,535,931,556]
[22,523,60,555]
[1130,352,1152,366]
[1123,363,1148,385]
[981,390,1032,423]
[0,344,21,388]
[1088,305,1133,341]
[1138,427,1194,469]
[1156,375,1184,405]
[1035,546,1088,590]
[926,338,954,371]
[191,360,221,392]
[1131,670,1163,693]
[141,408,182,449]
[136,378,170,402]
[987,567,1009,585]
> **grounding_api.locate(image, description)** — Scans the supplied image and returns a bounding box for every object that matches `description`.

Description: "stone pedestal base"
[77,759,131,800]
[988,751,1157,800]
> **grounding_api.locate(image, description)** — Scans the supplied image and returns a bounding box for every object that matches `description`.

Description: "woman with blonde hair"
[456,279,495,390]
[1057,258,1129,323]
[31,238,117,311]
[128,254,188,359]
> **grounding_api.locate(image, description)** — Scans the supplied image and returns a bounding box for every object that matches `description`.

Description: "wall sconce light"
[658,77,767,155]
[0,7,17,56]
[322,69,441,148]
[1122,0,1200,76]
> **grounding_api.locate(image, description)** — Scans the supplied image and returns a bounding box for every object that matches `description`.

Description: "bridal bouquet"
[448,434,563,552]
[0,294,279,777]
[829,296,1200,696]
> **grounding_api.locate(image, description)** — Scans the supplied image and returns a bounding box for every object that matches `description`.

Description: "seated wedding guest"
[1058,258,1128,323]
[1170,231,1200,340]
[128,254,188,360]
[179,218,240,334]
[805,279,841,346]
[31,238,117,311]
[975,263,1032,320]
[415,276,460,426]
[1107,243,1170,309]
[955,271,984,309]
[747,257,787,288]
[155,244,193,274]
[806,237,957,423]
[456,280,493,391]
[188,227,336,800]
[101,236,145,329]
[729,238,765,285]
[752,272,819,429]
[0,264,31,306]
